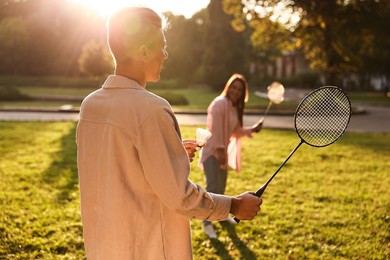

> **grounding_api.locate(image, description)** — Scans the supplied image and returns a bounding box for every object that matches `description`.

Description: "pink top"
[199,96,253,172]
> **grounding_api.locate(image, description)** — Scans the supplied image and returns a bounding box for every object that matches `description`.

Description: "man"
[76,6,262,259]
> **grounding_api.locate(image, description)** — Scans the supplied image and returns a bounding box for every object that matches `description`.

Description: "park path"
[0,104,389,133]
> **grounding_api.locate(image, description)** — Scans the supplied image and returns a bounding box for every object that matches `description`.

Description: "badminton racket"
[234,86,351,223]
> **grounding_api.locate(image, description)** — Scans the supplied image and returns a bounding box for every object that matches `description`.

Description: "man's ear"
[138,45,149,61]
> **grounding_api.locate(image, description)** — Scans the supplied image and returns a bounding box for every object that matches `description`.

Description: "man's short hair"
[107,7,165,62]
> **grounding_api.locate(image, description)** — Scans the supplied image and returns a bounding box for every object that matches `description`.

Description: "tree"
[163,11,208,84]
[202,0,251,90]
[0,0,106,76]
[78,40,113,79]
[163,2,251,89]
[0,17,30,74]
[223,0,390,87]
[354,1,390,87]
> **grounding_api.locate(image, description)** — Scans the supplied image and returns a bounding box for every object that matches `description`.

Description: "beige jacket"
[76,75,231,260]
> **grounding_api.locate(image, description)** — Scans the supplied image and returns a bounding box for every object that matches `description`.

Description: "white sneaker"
[202,223,217,239]
[226,216,238,225]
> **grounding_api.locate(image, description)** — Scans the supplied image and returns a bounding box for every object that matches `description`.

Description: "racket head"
[267,81,285,104]
[294,86,352,147]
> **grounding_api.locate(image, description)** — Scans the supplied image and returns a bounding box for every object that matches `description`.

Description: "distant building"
[250,50,310,79]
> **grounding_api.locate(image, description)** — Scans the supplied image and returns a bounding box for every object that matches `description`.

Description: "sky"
[69,0,210,18]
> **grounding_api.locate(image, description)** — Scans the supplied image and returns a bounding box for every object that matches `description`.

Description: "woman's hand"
[216,148,226,166]
[182,139,198,162]
[251,118,264,133]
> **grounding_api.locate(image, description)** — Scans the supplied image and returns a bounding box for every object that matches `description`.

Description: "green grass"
[0,75,100,88]
[0,75,389,110]
[0,122,389,259]
[348,91,390,106]
[0,122,83,259]
[0,86,304,112]
[13,86,97,98]
[1,84,388,111]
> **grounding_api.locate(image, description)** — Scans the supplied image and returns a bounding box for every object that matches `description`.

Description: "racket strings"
[295,87,351,147]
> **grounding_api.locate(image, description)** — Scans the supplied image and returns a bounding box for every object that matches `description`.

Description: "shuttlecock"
[267,82,285,104]
[196,128,212,148]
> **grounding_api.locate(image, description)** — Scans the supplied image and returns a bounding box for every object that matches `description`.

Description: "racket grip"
[255,185,266,197]
[232,187,265,224]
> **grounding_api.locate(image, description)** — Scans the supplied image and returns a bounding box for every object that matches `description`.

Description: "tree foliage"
[0,17,30,74]
[163,11,208,84]
[202,0,251,90]
[0,0,106,76]
[292,0,390,85]
[1,0,389,90]
[78,40,113,79]
[163,0,252,90]
[223,0,390,87]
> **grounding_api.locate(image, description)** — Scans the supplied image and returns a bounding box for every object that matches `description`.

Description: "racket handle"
[255,184,266,197]
[232,186,265,223]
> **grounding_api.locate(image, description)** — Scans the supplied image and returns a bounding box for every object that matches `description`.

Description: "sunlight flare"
[68,0,209,18]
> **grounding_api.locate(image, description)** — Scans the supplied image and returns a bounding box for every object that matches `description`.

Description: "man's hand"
[230,192,262,220]
[182,139,198,162]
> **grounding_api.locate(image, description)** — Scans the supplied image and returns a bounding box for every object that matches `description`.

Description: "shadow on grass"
[213,221,257,260]
[42,123,79,203]
[209,238,233,260]
[341,132,390,154]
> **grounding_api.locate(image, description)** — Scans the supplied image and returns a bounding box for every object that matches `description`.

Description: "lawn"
[0,122,389,259]
[2,83,388,111]
[2,85,297,111]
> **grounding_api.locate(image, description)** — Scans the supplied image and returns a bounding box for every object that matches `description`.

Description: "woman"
[198,73,263,238]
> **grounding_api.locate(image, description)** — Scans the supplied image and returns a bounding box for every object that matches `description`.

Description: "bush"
[0,86,32,101]
[248,75,276,89]
[284,71,321,88]
[0,75,100,88]
[158,92,189,105]
[249,72,321,89]
[147,78,184,89]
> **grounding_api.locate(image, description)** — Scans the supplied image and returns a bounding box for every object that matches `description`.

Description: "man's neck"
[115,65,146,87]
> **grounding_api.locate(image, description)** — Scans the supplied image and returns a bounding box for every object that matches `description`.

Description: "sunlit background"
[0,0,389,259]
[68,0,210,18]
[0,0,388,94]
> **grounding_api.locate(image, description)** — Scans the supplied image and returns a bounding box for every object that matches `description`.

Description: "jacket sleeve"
[136,104,231,221]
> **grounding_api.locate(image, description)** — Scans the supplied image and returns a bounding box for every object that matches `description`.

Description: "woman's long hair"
[220,73,249,126]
